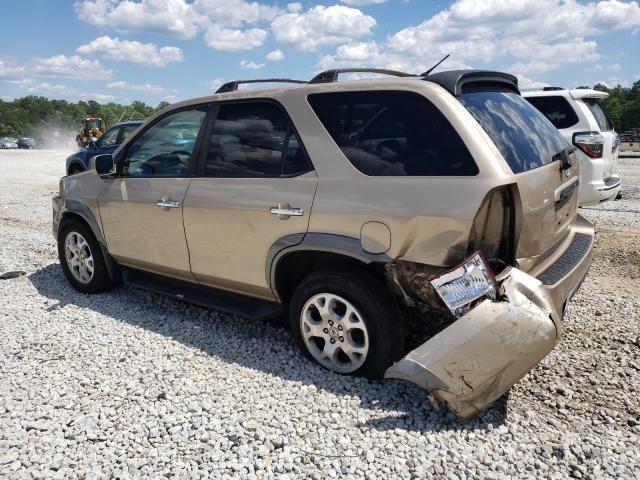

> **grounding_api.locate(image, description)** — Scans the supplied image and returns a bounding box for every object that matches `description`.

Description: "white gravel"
[1,150,639,479]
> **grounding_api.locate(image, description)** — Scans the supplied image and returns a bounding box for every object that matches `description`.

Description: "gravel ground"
[1,150,639,479]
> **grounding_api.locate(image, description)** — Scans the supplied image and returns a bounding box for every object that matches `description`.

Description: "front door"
[99,106,209,280]
[183,101,317,299]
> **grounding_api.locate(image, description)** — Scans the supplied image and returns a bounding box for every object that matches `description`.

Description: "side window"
[308,91,478,176]
[584,99,613,131]
[205,102,310,177]
[121,107,207,177]
[119,124,139,144]
[525,96,579,129]
[96,127,119,148]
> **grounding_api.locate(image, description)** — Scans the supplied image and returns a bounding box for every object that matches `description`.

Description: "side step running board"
[122,268,284,321]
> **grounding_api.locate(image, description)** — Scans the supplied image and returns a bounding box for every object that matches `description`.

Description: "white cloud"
[517,74,551,90]
[209,78,225,91]
[6,77,115,103]
[79,92,116,103]
[204,24,267,51]
[266,49,284,61]
[32,55,112,80]
[106,80,167,95]
[317,40,469,74]
[271,5,376,52]
[74,0,281,53]
[74,0,200,39]
[0,60,24,78]
[287,2,302,13]
[386,0,640,75]
[77,36,183,67]
[340,0,386,5]
[240,60,265,70]
[193,0,281,26]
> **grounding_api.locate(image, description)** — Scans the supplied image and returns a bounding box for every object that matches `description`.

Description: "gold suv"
[53,69,594,419]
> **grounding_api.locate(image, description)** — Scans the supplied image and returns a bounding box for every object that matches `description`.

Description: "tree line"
[592,80,640,132]
[0,96,170,146]
[1,81,638,145]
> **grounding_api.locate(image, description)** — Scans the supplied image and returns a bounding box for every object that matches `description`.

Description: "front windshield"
[86,119,101,129]
[459,91,569,174]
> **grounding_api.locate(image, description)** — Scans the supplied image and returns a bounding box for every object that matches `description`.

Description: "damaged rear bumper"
[385,268,562,420]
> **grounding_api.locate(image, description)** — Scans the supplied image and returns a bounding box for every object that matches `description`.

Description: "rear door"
[99,106,209,280]
[182,100,317,300]
[459,91,579,268]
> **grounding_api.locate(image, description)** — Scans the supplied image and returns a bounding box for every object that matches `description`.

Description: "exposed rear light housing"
[468,185,518,273]
[430,252,497,317]
[573,131,604,158]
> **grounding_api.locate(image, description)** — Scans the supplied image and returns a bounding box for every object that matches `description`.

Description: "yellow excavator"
[76,117,107,148]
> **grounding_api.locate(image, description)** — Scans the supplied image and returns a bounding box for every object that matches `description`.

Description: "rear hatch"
[459,91,579,270]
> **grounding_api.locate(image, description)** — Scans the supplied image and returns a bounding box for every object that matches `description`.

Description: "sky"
[0,0,639,105]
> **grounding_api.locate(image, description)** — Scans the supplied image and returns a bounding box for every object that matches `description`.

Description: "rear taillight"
[573,131,604,158]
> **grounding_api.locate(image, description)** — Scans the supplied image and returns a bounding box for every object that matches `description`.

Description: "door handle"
[156,198,181,209]
[270,203,303,219]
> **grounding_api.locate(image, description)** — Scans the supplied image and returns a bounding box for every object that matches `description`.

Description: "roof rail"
[215,79,307,94]
[543,86,564,91]
[309,68,417,84]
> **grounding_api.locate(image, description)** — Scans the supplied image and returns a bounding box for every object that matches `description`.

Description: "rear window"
[525,96,579,129]
[459,91,568,174]
[583,99,612,131]
[307,90,478,176]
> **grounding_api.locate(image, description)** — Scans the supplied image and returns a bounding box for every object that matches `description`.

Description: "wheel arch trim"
[266,232,392,301]
[57,200,118,281]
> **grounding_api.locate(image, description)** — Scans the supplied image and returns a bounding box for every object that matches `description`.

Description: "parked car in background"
[0,137,19,149]
[53,69,595,419]
[66,121,143,175]
[523,87,620,206]
[620,132,640,154]
[17,137,37,149]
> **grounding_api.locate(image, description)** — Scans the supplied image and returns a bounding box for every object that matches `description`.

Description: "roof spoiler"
[569,89,608,100]
[425,70,520,96]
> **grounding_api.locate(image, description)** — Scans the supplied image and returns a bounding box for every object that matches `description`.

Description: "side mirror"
[93,154,115,176]
[87,141,97,149]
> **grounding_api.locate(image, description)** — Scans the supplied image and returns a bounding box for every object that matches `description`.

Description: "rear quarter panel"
[279,82,515,267]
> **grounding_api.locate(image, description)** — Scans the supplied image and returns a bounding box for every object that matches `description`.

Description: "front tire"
[68,164,84,175]
[289,270,404,379]
[58,219,113,293]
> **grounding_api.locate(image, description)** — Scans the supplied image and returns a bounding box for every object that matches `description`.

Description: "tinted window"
[308,91,477,176]
[119,124,139,143]
[96,127,119,147]
[205,102,309,177]
[525,96,579,129]
[459,91,569,174]
[584,99,612,131]
[121,107,207,177]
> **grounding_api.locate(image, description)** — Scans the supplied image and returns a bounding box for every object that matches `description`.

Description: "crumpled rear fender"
[385,268,560,420]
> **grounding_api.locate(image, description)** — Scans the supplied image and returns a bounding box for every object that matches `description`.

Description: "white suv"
[523,88,621,206]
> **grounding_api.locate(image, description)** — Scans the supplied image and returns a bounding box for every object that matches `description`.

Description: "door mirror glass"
[93,154,114,175]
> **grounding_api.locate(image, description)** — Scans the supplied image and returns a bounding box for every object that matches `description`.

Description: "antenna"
[420,54,450,77]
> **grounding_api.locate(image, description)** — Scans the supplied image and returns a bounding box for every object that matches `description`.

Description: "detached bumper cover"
[385,268,560,420]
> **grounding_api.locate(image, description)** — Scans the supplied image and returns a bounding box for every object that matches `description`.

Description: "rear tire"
[289,269,404,379]
[58,219,114,293]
